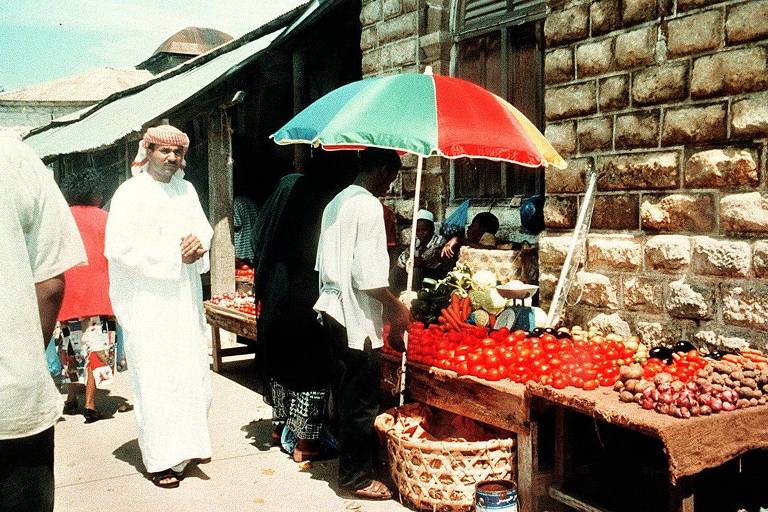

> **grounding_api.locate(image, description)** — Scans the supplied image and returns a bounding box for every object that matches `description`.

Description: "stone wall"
[540,0,768,350]
[360,0,454,238]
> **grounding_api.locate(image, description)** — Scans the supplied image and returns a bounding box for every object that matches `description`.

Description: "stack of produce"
[235,262,254,280]
[614,344,768,418]
[209,291,259,317]
[401,323,636,389]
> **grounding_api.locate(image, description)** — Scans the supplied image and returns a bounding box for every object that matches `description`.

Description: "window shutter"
[459,0,546,35]
[463,0,507,28]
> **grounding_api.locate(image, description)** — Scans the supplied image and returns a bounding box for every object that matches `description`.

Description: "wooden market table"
[526,383,768,512]
[380,353,548,512]
[382,354,768,512]
[203,301,256,372]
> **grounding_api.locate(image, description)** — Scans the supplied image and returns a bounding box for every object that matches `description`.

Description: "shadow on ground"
[112,438,211,481]
[241,419,275,452]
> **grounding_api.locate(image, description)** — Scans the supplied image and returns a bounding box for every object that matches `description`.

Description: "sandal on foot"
[83,408,103,423]
[63,400,78,415]
[347,480,392,501]
[151,470,180,489]
[292,446,337,463]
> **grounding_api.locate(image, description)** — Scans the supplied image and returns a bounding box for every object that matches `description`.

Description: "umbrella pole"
[399,155,424,405]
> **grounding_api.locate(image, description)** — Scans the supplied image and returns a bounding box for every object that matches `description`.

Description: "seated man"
[441,211,500,259]
[392,209,445,292]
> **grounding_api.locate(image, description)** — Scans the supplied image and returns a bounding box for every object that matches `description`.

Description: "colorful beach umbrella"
[271,70,565,169]
[271,69,566,404]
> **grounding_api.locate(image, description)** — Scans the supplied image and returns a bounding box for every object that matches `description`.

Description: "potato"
[742,377,759,390]
[624,379,640,393]
[619,390,635,403]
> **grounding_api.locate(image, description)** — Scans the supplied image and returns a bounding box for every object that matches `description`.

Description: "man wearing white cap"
[104,125,213,488]
[394,209,445,290]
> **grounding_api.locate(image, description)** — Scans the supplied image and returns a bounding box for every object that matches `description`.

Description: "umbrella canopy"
[271,72,566,169]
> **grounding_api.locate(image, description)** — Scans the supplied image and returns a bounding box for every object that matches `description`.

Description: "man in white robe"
[104,125,213,488]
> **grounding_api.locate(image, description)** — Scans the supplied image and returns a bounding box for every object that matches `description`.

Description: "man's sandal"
[151,470,180,489]
[346,480,393,501]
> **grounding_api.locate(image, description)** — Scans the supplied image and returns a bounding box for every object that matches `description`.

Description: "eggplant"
[530,327,544,338]
[707,350,726,360]
[673,340,696,353]
[556,331,573,340]
[544,327,556,335]
[649,346,673,364]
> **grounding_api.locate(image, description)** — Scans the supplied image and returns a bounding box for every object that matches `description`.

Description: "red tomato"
[582,379,599,391]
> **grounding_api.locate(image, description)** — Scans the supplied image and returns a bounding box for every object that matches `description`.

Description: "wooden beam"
[207,112,236,348]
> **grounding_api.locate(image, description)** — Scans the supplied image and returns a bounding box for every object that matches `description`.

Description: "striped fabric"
[233,196,259,262]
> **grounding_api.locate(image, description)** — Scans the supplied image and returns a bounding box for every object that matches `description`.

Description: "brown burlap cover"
[526,383,768,483]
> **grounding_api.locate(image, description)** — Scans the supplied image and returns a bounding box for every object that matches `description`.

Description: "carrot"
[461,297,471,320]
[440,308,462,331]
[722,354,744,364]
[450,293,460,310]
[743,353,767,363]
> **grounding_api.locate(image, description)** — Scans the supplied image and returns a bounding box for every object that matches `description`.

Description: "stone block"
[691,48,768,99]
[667,10,722,58]
[544,196,577,229]
[360,0,382,25]
[727,0,768,44]
[577,117,612,152]
[723,285,768,332]
[677,0,723,10]
[587,234,642,271]
[382,0,401,19]
[692,237,751,277]
[545,48,574,84]
[641,194,716,232]
[622,0,657,25]
[721,193,768,233]
[592,194,640,230]
[645,235,691,272]
[360,26,377,51]
[545,157,589,194]
[599,75,629,111]
[587,313,633,338]
[753,241,768,277]
[545,82,597,121]
[544,122,576,156]
[624,277,663,312]
[615,26,656,69]
[662,104,727,145]
[401,171,443,200]
[636,321,682,346]
[378,12,418,44]
[362,49,382,75]
[539,235,576,266]
[544,3,589,47]
[632,62,688,106]
[684,148,759,189]
[591,0,620,35]
[666,279,714,319]
[597,151,679,190]
[538,271,559,305]
[402,0,417,12]
[693,330,752,352]
[615,111,660,149]
[389,38,417,66]
[731,92,768,138]
[576,38,614,77]
[575,271,619,310]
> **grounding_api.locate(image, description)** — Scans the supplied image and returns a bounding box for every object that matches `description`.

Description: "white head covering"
[416,209,434,223]
[131,124,190,177]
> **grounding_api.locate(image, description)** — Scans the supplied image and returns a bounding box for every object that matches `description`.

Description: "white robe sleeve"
[104,182,183,280]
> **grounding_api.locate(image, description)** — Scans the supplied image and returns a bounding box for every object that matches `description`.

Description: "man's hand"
[440,236,460,258]
[180,234,207,264]
[385,300,411,352]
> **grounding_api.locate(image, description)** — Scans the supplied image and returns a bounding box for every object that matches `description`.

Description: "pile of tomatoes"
[399,322,636,390]
[641,350,707,383]
[235,262,254,280]
[209,291,259,317]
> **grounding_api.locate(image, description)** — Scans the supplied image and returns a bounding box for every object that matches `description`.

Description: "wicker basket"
[374,403,517,512]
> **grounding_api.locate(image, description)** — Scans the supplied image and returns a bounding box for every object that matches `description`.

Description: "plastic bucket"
[475,479,518,511]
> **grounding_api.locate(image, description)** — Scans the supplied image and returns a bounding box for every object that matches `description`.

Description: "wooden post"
[208,112,236,351]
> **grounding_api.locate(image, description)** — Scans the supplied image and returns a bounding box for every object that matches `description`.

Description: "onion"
[671,381,685,393]
[722,401,736,412]
[711,398,723,412]
[686,382,698,392]
[657,382,671,393]
[643,386,655,398]
[680,406,691,419]
[700,405,712,415]
[698,393,712,405]
[641,398,655,410]
[656,403,670,415]
[690,405,701,416]
[651,389,660,402]
[660,392,673,404]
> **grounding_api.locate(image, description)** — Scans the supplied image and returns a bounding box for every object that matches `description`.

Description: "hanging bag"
[440,199,471,238]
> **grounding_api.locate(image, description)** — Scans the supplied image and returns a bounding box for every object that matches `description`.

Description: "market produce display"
[235,262,254,280]
[209,291,259,317]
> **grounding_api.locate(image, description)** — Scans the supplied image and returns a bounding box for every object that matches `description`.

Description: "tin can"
[475,479,518,512]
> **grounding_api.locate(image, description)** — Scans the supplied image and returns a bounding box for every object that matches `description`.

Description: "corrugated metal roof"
[25,31,278,159]
[0,68,152,103]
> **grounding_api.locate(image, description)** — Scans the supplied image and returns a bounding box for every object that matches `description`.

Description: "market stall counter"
[204,293,257,372]
[526,382,768,512]
[381,352,547,512]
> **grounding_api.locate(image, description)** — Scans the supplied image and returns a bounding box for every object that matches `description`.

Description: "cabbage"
[471,270,497,291]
